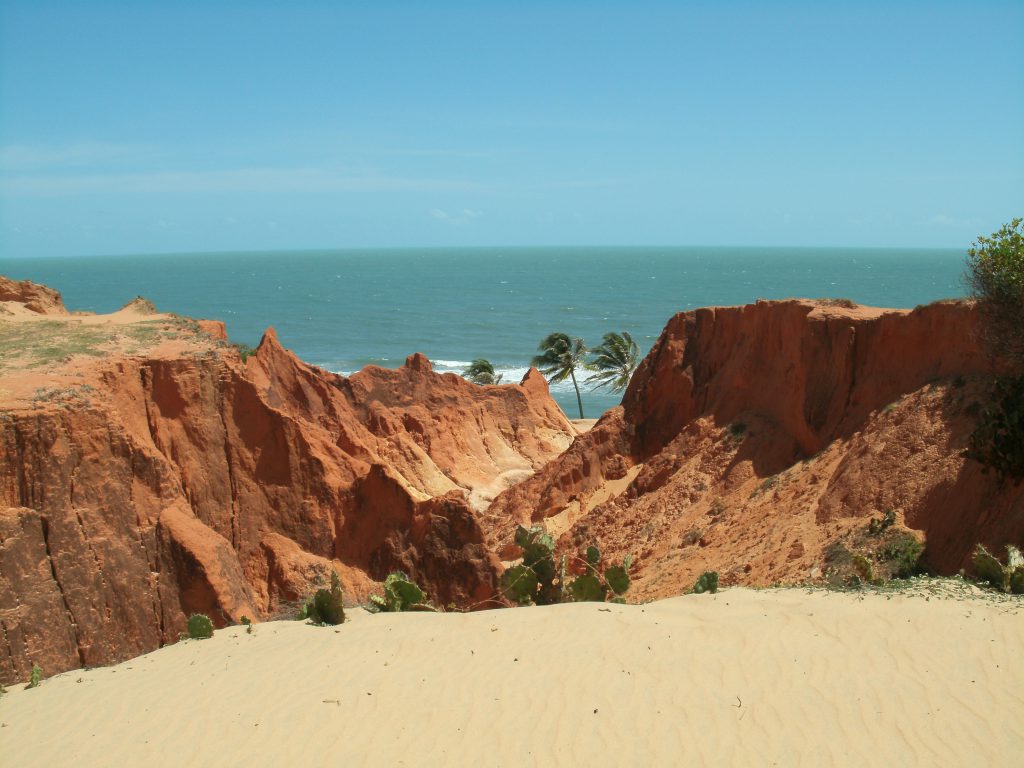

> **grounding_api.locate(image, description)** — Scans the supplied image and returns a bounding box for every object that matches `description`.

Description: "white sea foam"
[432,360,473,369]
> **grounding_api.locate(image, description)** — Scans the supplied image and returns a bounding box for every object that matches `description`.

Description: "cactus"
[187,613,214,639]
[972,544,1024,593]
[370,572,427,612]
[565,545,632,603]
[305,572,346,624]
[501,526,633,605]
[692,571,719,594]
[501,564,539,606]
[26,664,42,689]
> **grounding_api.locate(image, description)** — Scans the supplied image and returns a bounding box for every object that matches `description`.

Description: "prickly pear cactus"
[371,572,426,612]
[569,574,606,602]
[501,564,539,605]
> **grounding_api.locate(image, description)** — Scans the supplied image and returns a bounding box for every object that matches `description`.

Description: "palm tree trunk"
[569,368,584,419]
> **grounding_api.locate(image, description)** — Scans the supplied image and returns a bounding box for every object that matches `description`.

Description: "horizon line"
[5,243,969,260]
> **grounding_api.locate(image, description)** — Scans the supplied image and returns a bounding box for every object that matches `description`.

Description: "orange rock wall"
[0,330,574,684]
[487,301,1024,597]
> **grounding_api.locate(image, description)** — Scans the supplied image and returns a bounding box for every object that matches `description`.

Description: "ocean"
[2,246,968,417]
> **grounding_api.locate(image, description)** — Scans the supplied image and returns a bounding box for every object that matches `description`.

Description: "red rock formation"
[487,300,1024,597]
[0,276,67,315]
[0,307,574,683]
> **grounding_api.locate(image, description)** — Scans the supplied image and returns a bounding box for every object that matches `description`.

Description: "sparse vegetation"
[301,572,346,624]
[971,544,1024,594]
[500,525,632,605]
[0,317,196,372]
[964,218,1024,368]
[692,571,719,594]
[816,298,858,309]
[241,615,253,634]
[727,421,747,442]
[867,508,896,535]
[187,613,214,639]
[26,664,42,689]
[966,375,1024,482]
[825,527,925,587]
[369,572,426,612]
[232,342,257,362]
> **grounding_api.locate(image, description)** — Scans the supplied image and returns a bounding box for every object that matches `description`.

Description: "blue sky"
[1,0,1022,257]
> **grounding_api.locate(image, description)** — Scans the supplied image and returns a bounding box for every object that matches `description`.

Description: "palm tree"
[463,359,503,385]
[586,331,640,394]
[532,332,588,419]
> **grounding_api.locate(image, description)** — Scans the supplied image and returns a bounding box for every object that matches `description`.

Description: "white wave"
[328,362,580,394]
[432,359,474,369]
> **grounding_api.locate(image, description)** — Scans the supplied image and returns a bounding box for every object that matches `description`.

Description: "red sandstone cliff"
[486,300,1024,597]
[4,282,1023,686]
[0,275,68,315]
[0,288,575,684]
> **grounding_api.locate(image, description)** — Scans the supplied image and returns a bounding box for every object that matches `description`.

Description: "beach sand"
[1,586,1021,767]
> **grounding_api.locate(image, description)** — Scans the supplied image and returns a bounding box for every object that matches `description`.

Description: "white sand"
[1,587,1021,767]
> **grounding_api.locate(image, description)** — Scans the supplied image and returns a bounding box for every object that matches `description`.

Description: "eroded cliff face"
[4,283,1022,685]
[486,300,1024,598]
[0,299,575,684]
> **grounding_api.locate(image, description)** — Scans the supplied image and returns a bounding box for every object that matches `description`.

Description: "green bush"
[26,664,42,689]
[187,613,214,639]
[880,532,925,578]
[232,342,257,362]
[965,218,1024,369]
[972,544,1024,594]
[369,572,426,612]
[304,572,346,625]
[241,615,253,634]
[692,571,719,594]
[967,375,1024,482]
[500,526,632,605]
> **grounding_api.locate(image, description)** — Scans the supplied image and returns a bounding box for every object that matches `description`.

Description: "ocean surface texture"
[4,247,966,417]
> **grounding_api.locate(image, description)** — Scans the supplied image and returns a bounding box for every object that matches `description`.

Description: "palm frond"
[585,331,639,393]
[463,358,503,385]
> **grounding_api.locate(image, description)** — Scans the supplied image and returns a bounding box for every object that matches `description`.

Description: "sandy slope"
[1,587,1020,767]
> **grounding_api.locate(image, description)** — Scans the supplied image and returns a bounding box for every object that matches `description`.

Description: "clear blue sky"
[1,0,1021,257]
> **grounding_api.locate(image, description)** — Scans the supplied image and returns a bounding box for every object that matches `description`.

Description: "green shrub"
[369,572,426,612]
[26,664,42,689]
[972,544,1024,594]
[692,571,719,594]
[868,509,896,535]
[187,613,214,639]
[501,525,560,605]
[965,218,1024,369]
[880,532,924,578]
[565,544,632,603]
[304,572,346,624]
[232,342,257,362]
[967,375,1024,482]
[500,525,632,605]
[241,615,253,634]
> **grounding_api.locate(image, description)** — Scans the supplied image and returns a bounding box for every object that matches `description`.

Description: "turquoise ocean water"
[2,247,967,417]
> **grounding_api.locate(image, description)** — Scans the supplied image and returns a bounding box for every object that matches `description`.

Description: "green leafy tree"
[965,218,1024,369]
[463,359,503,385]
[586,331,640,393]
[532,332,588,419]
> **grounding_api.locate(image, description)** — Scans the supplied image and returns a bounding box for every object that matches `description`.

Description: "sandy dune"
[1,586,1021,767]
